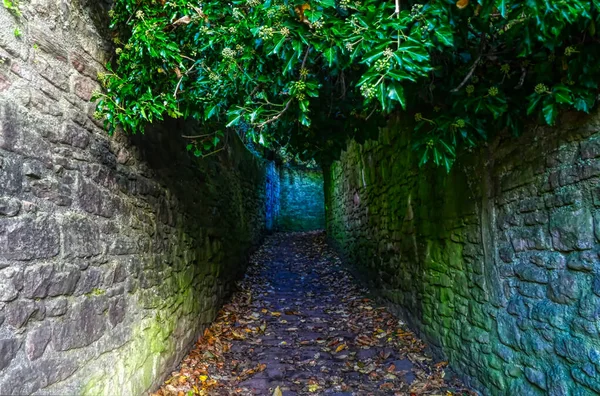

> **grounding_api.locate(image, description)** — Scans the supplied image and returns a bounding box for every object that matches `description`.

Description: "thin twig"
[451,35,487,92]
[257,100,292,128]
[301,46,311,69]
[451,52,482,92]
[514,65,527,89]
[181,132,215,139]
[365,106,377,121]
[174,62,198,98]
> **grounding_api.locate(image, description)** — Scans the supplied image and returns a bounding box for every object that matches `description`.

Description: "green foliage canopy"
[94,0,600,169]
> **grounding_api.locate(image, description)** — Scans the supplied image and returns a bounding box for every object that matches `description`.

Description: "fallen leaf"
[173,15,192,25]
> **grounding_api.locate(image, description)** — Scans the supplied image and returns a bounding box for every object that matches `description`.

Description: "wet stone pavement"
[153,232,471,396]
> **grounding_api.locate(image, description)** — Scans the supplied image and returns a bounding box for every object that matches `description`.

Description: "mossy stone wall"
[277,166,325,232]
[325,112,600,395]
[0,3,276,395]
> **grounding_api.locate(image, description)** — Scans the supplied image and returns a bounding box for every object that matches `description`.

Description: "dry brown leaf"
[173,15,192,25]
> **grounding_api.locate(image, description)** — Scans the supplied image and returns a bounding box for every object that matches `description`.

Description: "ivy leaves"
[95,0,600,168]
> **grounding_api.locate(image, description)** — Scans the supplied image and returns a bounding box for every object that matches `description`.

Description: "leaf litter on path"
[151,232,474,396]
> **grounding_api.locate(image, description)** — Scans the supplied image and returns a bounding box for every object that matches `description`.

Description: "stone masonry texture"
[0,2,285,395]
[325,112,600,395]
[277,166,325,232]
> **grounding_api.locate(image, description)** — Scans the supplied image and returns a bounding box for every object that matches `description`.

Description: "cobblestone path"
[153,232,470,396]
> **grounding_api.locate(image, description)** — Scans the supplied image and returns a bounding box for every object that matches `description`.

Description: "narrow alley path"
[152,232,471,396]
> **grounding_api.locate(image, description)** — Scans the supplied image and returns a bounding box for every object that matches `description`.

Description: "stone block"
[48,266,80,297]
[515,263,548,284]
[26,324,52,361]
[61,215,101,258]
[531,300,568,330]
[0,267,22,302]
[524,367,547,390]
[0,196,21,216]
[567,251,596,272]
[510,226,551,252]
[108,296,126,327]
[71,75,98,101]
[23,264,54,299]
[49,123,91,149]
[0,155,23,196]
[548,272,580,304]
[554,336,588,363]
[30,25,68,61]
[5,299,38,328]
[578,293,600,320]
[46,298,68,317]
[0,338,21,370]
[549,209,594,251]
[52,297,107,351]
[74,267,104,296]
[0,215,60,260]
[78,176,116,218]
[580,138,600,159]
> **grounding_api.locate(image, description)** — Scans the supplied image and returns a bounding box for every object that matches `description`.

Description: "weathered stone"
[50,123,90,149]
[548,272,580,305]
[71,75,98,101]
[510,226,550,252]
[22,264,54,299]
[567,251,596,272]
[0,216,60,260]
[579,294,600,320]
[524,367,547,390]
[0,196,21,216]
[37,357,78,386]
[26,324,52,361]
[108,236,138,255]
[23,161,45,179]
[580,139,600,159]
[74,267,104,296]
[61,215,101,258]
[515,264,548,284]
[108,296,126,327]
[549,209,594,251]
[78,176,116,218]
[0,154,23,196]
[52,298,107,351]
[30,25,69,60]
[48,267,80,297]
[0,361,47,395]
[555,336,588,363]
[531,300,568,330]
[0,267,22,302]
[46,298,68,317]
[0,338,21,370]
[5,300,38,328]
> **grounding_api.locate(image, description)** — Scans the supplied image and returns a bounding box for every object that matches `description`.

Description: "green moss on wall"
[325,111,600,395]
[277,166,325,232]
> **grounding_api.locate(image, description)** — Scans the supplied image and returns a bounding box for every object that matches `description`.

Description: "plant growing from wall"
[95,0,600,171]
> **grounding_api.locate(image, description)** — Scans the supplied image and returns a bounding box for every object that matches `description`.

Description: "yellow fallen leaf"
[199,375,208,382]
[335,344,347,353]
[308,384,320,392]
[271,311,281,317]
[273,386,283,396]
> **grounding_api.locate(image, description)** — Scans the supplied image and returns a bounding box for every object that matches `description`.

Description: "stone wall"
[277,166,325,232]
[0,2,276,395]
[325,112,600,395]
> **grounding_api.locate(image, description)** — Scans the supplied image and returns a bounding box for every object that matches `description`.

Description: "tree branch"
[451,37,486,93]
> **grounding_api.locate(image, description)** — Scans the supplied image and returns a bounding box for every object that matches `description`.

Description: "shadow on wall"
[276,165,326,232]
